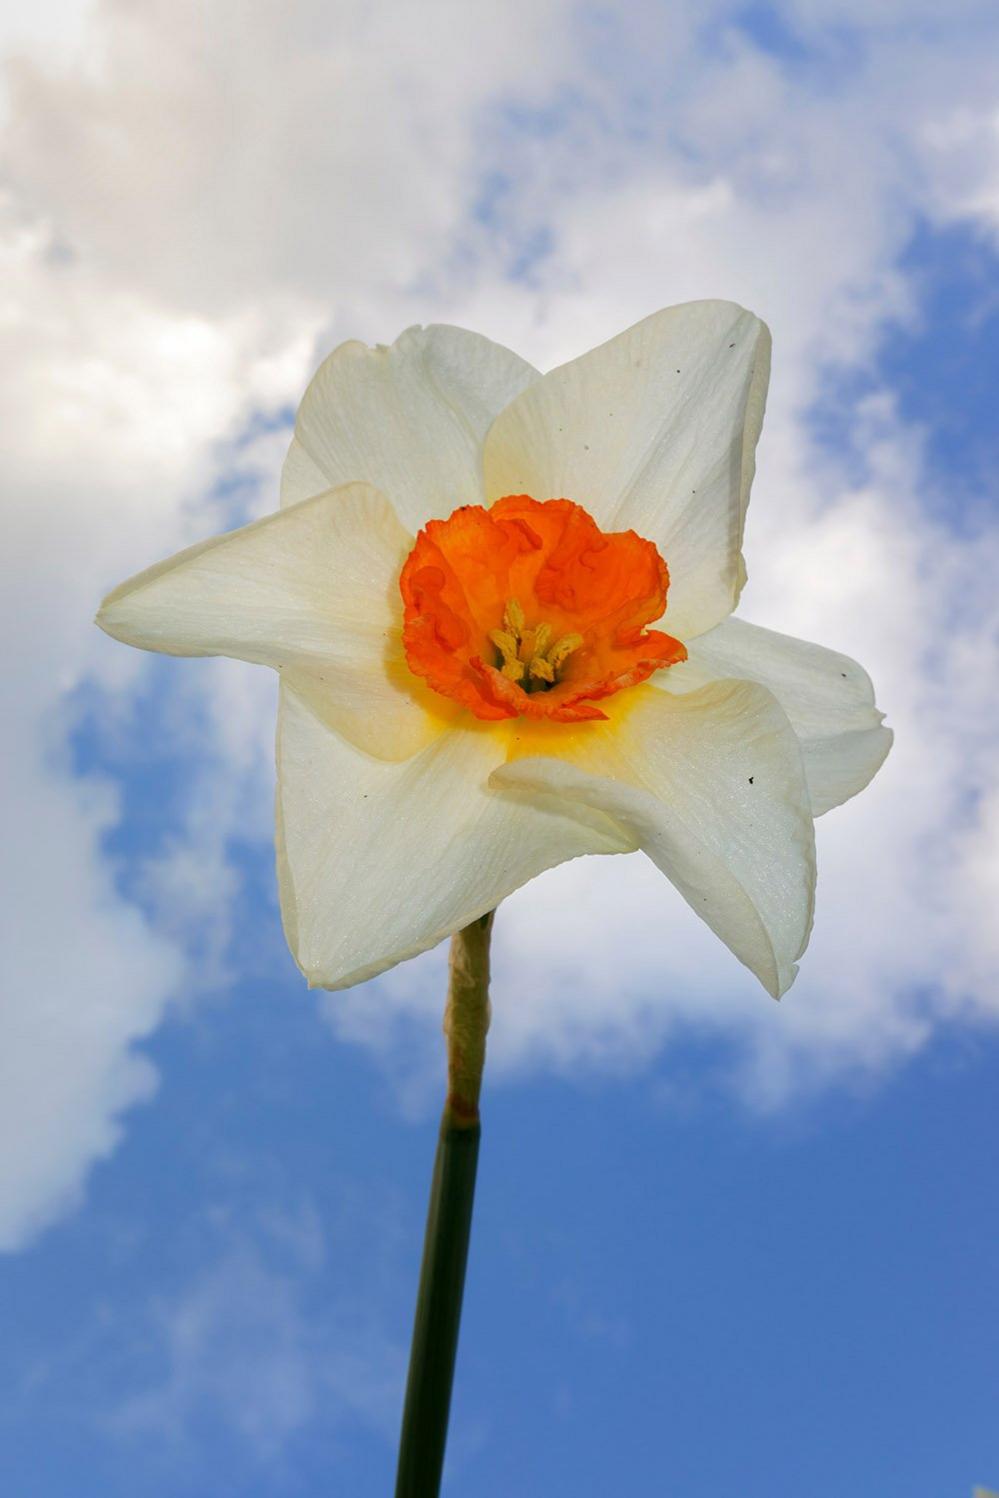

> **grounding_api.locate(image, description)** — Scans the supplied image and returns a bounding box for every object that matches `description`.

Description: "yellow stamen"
[531,622,552,657]
[495,601,584,692]
[528,655,555,683]
[488,627,526,681]
[503,598,525,634]
[489,628,519,661]
[547,632,583,671]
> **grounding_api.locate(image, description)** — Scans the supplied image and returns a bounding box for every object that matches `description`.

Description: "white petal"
[482,301,771,639]
[97,483,444,760]
[276,680,636,990]
[492,682,815,997]
[672,617,893,815]
[280,438,330,509]
[281,324,539,528]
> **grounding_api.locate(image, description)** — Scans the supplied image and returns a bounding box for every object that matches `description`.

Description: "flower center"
[399,495,687,724]
[488,598,583,692]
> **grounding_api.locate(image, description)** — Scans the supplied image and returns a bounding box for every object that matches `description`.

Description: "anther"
[503,599,525,634]
[528,656,555,683]
[547,633,583,671]
[488,627,526,681]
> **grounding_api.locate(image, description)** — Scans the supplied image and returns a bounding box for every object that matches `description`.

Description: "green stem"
[394,912,494,1498]
[394,1114,480,1496]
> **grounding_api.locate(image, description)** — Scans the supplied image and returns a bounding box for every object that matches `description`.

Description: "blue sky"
[2,1,999,1494]
[2,910,997,1494]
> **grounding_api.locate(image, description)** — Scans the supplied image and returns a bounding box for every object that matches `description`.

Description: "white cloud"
[2,0,999,1248]
[2,0,569,316]
[90,1194,405,1465]
[0,204,320,1248]
[110,1236,402,1462]
[0,0,92,87]
[0,743,176,1250]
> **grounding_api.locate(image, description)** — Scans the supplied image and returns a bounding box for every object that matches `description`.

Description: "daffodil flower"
[97,302,891,999]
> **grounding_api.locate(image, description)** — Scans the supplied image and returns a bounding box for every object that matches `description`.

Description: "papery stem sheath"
[394,912,493,1498]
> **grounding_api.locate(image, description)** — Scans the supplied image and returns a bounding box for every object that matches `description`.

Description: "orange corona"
[400,495,686,724]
